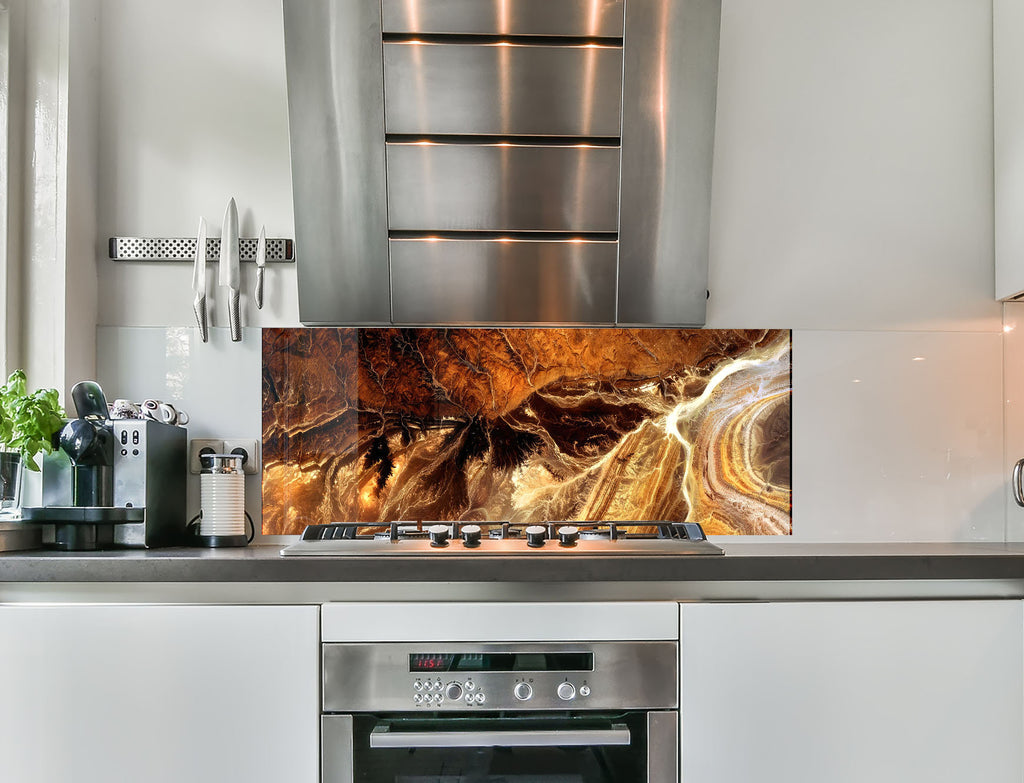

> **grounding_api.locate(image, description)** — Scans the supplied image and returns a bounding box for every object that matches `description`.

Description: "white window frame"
[0,0,11,379]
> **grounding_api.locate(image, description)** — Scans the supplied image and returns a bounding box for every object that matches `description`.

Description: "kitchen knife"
[219,197,241,342]
[254,224,266,310]
[192,216,209,342]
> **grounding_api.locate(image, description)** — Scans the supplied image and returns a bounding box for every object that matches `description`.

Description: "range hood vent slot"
[381,33,625,46]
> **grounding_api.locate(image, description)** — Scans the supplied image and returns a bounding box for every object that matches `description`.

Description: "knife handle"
[193,294,209,343]
[255,267,265,310]
[229,289,241,342]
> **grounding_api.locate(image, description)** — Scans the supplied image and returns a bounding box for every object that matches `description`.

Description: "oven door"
[323,711,677,783]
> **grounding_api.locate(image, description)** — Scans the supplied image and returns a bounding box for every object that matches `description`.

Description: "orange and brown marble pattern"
[262,328,791,535]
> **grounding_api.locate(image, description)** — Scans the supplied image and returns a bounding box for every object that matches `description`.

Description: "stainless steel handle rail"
[1013,458,1024,507]
[369,723,631,748]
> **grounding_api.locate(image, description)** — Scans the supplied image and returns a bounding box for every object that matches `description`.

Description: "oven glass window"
[348,713,648,783]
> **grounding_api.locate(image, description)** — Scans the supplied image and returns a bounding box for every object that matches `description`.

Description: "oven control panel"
[322,641,677,713]
[412,677,494,707]
[409,674,592,708]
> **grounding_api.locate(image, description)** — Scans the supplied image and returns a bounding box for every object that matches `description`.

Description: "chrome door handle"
[369,723,631,749]
[1014,459,1024,507]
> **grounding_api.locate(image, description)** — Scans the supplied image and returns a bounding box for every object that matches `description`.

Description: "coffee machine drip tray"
[20,506,146,551]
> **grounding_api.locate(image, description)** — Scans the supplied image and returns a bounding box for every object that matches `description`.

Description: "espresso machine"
[22,381,187,550]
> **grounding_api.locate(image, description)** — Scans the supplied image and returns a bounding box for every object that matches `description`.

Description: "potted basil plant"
[0,370,65,515]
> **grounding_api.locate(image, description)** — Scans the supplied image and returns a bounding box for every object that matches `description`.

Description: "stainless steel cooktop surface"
[280,521,723,557]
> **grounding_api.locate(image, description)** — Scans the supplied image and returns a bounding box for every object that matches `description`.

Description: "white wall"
[95,0,297,329]
[92,0,1006,541]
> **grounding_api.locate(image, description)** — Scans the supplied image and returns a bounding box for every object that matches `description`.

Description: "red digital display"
[409,652,592,673]
[410,654,455,672]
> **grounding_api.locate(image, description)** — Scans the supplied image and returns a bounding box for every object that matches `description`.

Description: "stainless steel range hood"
[283,0,721,327]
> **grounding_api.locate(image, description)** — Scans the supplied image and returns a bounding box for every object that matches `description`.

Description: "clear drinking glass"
[0,451,23,518]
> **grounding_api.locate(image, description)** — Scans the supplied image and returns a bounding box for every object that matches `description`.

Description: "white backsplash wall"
[90,0,1005,542]
[1003,302,1024,541]
[94,327,283,543]
[792,330,1004,542]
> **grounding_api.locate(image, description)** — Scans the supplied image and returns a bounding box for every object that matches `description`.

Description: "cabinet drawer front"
[384,42,623,137]
[390,238,617,323]
[386,143,621,232]
[382,0,625,37]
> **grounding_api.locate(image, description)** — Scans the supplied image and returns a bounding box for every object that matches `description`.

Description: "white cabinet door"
[0,604,319,783]
[996,0,1024,299]
[680,601,1023,783]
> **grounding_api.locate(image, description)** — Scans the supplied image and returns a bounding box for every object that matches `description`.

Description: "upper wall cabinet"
[996,0,1024,300]
[283,0,721,327]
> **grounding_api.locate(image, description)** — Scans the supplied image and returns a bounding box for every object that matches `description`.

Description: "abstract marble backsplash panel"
[262,328,791,535]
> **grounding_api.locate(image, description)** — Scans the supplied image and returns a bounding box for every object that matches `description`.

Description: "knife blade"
[192,216,209,342]
[254,224,266,310]
[219,197,241,342]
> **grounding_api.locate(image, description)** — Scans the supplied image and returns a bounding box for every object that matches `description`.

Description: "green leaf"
[0,370,65,471]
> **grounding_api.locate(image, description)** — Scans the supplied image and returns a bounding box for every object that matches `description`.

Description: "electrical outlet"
[189,439,224,474]
[223,438,261,475]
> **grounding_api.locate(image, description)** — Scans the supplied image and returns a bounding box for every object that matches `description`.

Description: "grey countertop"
[2,542,1024,603]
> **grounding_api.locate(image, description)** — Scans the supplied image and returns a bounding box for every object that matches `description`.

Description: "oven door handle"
[369,723,632,749]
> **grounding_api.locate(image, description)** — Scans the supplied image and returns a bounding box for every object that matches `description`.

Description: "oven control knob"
[514,682,533,701]
[579,685,591,697]
[557,526,579,546]
[557,682,576,701]
[525,525,547,548]
[445,682,463,701]
[428,524,450,547]
[461,524,482,547]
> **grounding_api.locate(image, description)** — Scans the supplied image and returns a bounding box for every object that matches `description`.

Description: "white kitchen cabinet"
[680,601,1023,783]
[996,0,1024,299]
[0,604,319,783]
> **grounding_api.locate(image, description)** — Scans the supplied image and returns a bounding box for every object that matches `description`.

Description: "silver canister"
[198,453,248,547]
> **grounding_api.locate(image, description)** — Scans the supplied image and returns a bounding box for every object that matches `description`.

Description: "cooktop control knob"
[428,524,450,547]
[461,524,482,548]
[525,525,547,548]
[557,526,579,546]
[445,682,463,701]
[514,682,533,701]
[557,682,576,701]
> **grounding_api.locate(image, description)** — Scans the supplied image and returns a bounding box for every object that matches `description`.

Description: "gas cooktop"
[279,521,723,557]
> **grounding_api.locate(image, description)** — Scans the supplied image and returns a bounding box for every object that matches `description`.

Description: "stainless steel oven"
[321,641,678,783]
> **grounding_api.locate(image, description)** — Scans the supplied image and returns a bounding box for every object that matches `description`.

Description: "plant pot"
[0,451,23,517]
